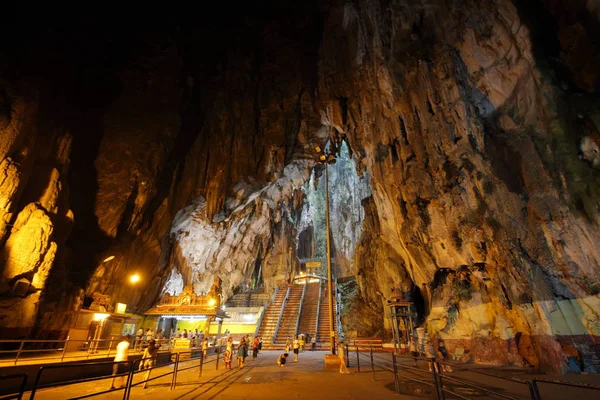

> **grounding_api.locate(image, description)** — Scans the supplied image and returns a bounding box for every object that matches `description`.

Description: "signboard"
[305,261,322,268]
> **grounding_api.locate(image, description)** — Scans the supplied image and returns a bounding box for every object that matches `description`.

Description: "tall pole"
[325,163,336,355]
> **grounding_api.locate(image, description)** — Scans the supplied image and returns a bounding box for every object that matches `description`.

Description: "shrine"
[145,277,228,341]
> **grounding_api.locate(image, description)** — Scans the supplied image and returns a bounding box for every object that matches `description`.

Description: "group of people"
[223,335,263,369]
[408,336,453,372]
[110,335,161,390]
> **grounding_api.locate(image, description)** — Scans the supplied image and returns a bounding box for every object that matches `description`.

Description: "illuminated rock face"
[0,0,599,373]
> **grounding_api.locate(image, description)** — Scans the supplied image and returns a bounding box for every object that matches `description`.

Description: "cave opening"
[296,140,371,280]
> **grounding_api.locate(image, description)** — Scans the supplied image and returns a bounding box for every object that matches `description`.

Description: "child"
[277,352,289,367]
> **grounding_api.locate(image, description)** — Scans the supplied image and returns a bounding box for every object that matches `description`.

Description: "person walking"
[224,336,233,369]
[285,337,291,353]
[252,336,260,360]
[311,335,316,351]
[237,338,247,368]
[110,336,131,389]
[425,338,437,372]
[293,336,300,362]
[201,337,209,359]
[140,339,159,389]
[338,341,350,374]
[258,337,263,353]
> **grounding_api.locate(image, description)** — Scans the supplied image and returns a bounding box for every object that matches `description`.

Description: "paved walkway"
[27,351,412,400]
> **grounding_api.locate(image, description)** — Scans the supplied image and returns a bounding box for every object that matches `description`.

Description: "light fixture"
[208,298,216,306]
[129,274,141,284]
[103,255,115,263]
[93,313,110,321]
[314,145,322,153]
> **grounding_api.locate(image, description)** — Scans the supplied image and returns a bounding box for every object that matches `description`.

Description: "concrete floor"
[19,350,600,399]
[28,351,413,400]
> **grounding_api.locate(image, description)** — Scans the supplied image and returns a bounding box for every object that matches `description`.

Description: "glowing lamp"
[93,313,110,321]
[103,255,115,262]
[208,298,216,306]
[129,274,141,284]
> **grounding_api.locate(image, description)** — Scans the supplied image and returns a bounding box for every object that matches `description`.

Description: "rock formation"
[0,0,599,373]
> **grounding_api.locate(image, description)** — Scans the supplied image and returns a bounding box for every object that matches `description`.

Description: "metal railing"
[0,374,28,400]
[294,283,307,337]
[315,280,322,341]
[344,346,600,400]
[6,346,226,400]
[272,286,290,344]
[0,337,194,366]
[254,286,278,337]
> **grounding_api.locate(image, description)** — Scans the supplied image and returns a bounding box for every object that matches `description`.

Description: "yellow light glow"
[93,313,110,321]
[116,303,127,314]
[103,255,115,262]
[129,274,141,284]
[208,298,216,306]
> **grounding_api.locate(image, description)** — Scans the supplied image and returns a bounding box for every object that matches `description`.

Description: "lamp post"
[314,145,337,355]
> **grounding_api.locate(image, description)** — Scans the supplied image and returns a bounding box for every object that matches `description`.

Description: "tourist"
[258,337,263,353]
[293,336,300,362]
[424,339,437,372]
[252,336,260,359]
[140,339,159,389]
[237,338,247,368]
[299,334,305,351]
[146,329,154,341]
[225,336,233,369]
[183,329,189,339]
[202,337,209,358]
[436,339,452,372]
[285,337,291,353]
[176,328,182,338]
[338,341,350,374]
[311,336,316,351]
[409,338,418,367]
[277,352,289,367]
[110,335,130,389]
[155,330,163,340]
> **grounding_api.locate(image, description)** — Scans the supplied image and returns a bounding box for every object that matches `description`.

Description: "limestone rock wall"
[318,0,600,373]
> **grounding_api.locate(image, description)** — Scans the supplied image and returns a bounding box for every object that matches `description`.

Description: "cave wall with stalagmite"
[0,0,599,373]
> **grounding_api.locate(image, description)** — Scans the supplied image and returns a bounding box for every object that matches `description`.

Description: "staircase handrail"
[254,286,279,337]
[272,286,290,344]
[335,278,342,338]
[294,284,307,337]
[315,280,323,341]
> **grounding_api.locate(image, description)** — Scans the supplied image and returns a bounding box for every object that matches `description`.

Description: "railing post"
[356,346,360,372]
[370,347,375,381]
[198,350,204,378]
[123,361,135,400]
[61,336,70,362]
[29,366,45,400]
[530,380,542,400]
[432,361,446,400]
[391,352,400,395]
[14,340,25,366]
[345,344,349,367]
[171,353,179,390]
[107,337,114,357]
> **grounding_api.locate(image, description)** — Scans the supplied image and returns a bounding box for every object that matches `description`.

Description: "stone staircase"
[273,284,305,347]
[256,287,287,348]
[317,282,337,346]
[297,282,320,341]
[224,291,270,308]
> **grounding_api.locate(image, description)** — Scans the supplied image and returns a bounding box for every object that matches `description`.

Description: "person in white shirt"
[110,336,131,389]
[293,336,300,362]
